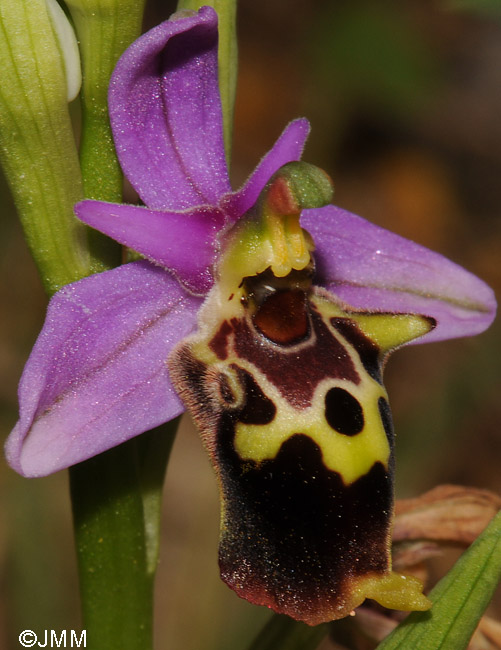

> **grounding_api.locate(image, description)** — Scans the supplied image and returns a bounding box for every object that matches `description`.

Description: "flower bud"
[45,0,82,101]
[0,0,89,293]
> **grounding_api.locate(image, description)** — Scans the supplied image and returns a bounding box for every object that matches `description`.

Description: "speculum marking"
[253,289,309,345]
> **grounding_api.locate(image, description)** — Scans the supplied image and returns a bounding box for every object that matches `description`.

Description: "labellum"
[169,162,432,625]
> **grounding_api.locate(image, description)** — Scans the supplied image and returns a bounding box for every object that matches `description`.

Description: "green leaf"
[378,511,501,650]
[247,614,328,650]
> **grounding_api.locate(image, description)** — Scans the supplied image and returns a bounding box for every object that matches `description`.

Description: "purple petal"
[75,200,222,294]
[221,119,311,219]
[5,262,201,477]
[109,6,230,211]
[302,205,496,343]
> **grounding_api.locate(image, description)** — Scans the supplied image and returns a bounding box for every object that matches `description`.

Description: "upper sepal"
[302,205,496,343]
[108,6,230,211]
[5,261,201,477]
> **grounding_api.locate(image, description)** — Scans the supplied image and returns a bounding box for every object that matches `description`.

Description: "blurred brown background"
[1,0,500,648]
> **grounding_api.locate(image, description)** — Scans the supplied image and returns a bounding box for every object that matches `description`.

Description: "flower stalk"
[57,2,177,648]
[70,424,177,650]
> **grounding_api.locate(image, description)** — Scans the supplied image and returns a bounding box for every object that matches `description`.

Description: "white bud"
[45,0,81,102]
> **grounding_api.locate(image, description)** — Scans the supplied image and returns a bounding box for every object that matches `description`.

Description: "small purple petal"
[5,262,202,477]
[221,118,311,219]
[109,6,230,211]
[302,205,496,343]
[76,200,222,295]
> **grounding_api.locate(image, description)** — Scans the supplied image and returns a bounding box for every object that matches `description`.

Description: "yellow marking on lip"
[233,372,390,485]
[312,292,434,352]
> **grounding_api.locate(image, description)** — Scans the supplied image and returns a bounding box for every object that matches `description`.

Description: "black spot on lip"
[234,366,276,425]
[325,387,364,436]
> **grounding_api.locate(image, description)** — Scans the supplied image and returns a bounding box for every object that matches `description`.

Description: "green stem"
[69,1,237,642]
[66,0,146,270]
[176,0,238,164]
[70,421,177,650]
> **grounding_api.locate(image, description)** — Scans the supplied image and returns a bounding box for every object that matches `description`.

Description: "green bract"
[0,0,89,293]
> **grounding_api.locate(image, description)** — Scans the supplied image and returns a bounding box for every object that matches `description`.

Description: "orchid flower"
[5,5,496,625]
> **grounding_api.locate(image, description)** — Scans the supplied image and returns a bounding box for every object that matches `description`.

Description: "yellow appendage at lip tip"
[355,571,432,612]
[299,572,431,625]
